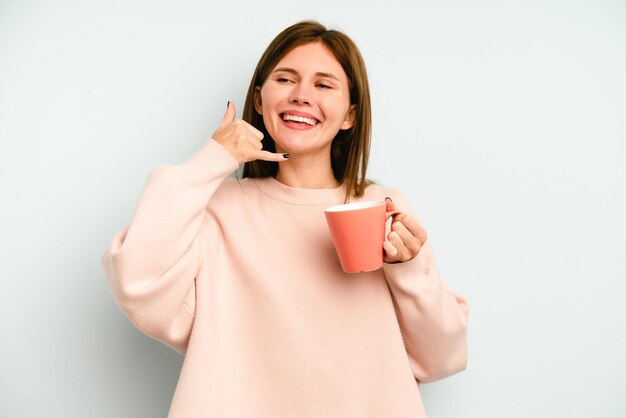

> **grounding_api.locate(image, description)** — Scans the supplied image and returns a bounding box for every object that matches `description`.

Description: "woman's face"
[254,41,355,156]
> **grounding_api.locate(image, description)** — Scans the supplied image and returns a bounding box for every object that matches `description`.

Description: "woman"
[102,20,469,417]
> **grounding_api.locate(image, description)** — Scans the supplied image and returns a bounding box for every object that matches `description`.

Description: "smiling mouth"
[280,113,320,126]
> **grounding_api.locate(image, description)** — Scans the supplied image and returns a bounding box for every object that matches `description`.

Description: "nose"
[289,83,312,105]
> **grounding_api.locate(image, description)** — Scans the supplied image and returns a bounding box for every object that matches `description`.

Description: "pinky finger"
[255,151,290,162]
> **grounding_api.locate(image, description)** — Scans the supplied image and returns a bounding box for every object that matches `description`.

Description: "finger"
[395,214,428,244]
[385,197,403,224]
[241,121,264,140]
[248,135,263,150]
[385,196,398,213]
[383,240,398,258]
[391,220,423,254]
[388,230,409,260]
[218,101,237,129]
[254,150,290,162]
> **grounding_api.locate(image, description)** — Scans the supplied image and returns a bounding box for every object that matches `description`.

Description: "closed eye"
[275,77,332,89]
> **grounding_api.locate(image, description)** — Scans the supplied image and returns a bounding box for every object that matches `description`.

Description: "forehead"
[274,42,347,82]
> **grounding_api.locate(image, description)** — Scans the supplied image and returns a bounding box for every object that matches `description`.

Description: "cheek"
[260,95,280,134]
[322,92,350,113]
[322,99,350,125]
[261,87,282,108]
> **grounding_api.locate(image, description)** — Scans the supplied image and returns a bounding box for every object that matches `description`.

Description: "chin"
[272,133,332,155]
[276,142,326,156]
[273,136,312,153]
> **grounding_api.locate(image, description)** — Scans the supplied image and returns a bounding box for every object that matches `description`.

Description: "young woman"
[102,20,469,418]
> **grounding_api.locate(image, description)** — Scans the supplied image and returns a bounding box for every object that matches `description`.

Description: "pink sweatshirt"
[101,138,469,417]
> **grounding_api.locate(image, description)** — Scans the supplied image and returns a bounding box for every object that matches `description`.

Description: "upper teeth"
[282,114,317,126]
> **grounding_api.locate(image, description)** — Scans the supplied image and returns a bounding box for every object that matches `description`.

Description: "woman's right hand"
[212,101,289,165]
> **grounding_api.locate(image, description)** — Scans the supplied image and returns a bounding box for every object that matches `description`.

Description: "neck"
[274,150,339,189]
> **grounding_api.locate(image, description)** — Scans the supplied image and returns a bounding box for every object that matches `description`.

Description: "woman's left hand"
[383,198,429,264]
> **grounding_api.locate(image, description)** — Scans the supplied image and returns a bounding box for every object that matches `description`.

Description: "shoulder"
[219,176,246,191]
[363,181,408,202]
[210,176,251,204]
[362,180,415,214]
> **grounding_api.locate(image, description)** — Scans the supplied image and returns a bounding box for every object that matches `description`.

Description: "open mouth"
[280,113,320,126]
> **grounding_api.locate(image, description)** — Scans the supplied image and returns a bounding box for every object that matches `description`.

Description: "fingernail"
[385,196,393,202]
[283,153,290,159]
[226,100,230,109]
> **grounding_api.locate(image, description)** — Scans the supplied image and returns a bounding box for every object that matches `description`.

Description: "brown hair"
[241,20,373,202]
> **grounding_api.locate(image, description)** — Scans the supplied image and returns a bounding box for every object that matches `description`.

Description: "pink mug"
[324,200,401,273]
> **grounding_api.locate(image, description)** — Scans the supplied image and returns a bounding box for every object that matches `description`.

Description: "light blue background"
[1,0,625,417]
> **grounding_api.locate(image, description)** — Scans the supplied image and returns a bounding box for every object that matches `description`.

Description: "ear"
[254,86,263,115]
[340,104,356,130]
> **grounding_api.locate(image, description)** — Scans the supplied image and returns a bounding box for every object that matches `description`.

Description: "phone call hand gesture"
[212,101,289,165]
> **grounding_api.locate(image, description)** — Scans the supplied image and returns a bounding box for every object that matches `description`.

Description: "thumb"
[218,101,236,129]
[385,196,398,212]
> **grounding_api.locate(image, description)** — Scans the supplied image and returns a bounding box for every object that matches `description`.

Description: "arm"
[101,138,239,354]
[382,190,469,383]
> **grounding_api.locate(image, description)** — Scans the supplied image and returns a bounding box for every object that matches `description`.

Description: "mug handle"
[385,209,402,219]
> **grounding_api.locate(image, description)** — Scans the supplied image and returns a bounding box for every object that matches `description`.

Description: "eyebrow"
[272,67,340,81]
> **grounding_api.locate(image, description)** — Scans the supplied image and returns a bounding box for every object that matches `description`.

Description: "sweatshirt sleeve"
[382,189,469,383]
[101,138,239,354]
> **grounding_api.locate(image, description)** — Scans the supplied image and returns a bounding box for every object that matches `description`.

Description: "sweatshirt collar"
[252,176,348,206]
